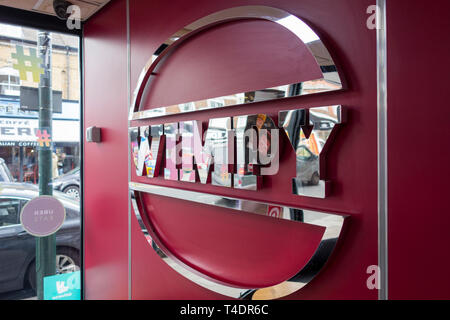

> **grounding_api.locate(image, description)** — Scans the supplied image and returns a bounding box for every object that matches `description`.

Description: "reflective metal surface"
[377,0,388,300]
[130,182,346,300]
[131,108,343,194]
[208,117,233,188]
[129,5,343,121]
[279,106,342,198]
[130,125,165,178]
[164,122,180,181]
[233,114,279,190]
[179,121,196,183]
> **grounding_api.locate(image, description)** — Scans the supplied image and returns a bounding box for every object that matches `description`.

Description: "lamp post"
[36,31,56,300]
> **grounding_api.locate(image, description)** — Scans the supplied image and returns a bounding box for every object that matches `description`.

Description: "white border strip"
[377,0,388,300]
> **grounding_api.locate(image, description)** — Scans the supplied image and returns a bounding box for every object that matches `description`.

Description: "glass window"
[0,199,20,227]
[0,68,20,95]
[0,22,81,300]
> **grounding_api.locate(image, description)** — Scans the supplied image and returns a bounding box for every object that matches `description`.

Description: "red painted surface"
[140,193,325,288]
[83,0,129,299]
[387,0,450,299]
[129,0,378,300]
[141,19,322,109]
[84,0,379,300]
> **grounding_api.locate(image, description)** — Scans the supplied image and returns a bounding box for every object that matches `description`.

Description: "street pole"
[36,31,56,300]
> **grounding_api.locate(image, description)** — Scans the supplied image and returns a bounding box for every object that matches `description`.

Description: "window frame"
[0,196,28,228]
[0,5,84,299]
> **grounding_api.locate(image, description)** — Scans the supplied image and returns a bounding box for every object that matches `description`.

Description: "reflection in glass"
[181,118,234,187]
[190,120,211,184]
[130,125,164,178]
[234,115,259,190]
[129,127,140,173]
[147,125,164,178]
[0,23,81,299]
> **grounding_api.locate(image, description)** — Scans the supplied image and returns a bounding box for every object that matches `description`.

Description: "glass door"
[0,21,81,300]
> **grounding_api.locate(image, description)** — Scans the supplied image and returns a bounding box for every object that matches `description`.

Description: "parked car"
[0,158,14,183]
[296,145,320,185]
[0,183,80,294]
[52,167,80,199]
[0,158,80,200]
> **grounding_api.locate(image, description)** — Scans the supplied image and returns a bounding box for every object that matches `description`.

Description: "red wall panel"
[84,0,380,300]
[83,0,129,299]
[129,0,378,300]
[82,0,450,301]
[387,0,450,299]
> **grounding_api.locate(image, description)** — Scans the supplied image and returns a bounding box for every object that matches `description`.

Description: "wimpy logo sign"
[130,105,342,198]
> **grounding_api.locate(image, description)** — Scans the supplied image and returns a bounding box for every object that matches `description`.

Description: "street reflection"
[279,106,342,198]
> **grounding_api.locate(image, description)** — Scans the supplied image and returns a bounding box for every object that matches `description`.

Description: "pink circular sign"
[20,196,66,237]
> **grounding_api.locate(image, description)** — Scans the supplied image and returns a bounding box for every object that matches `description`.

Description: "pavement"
[0,288,36,300]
